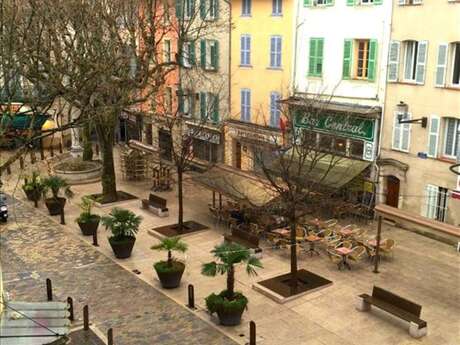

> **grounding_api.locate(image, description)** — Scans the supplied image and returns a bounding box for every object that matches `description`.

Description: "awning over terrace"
[192,165,277,207]
[0,114,50,130]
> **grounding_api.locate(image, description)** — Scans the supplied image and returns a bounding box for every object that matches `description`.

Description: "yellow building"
[379,0,460,226]
[225,0,293,171]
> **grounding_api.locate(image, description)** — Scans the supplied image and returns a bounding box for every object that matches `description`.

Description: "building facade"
[292,0,393,165]
[379,0,460,225]
[226,0,294,171]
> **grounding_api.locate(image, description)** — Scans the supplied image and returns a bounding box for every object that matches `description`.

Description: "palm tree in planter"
[151,237,188,289]
[22,171,44,208]
[75,196,100,236]
[101,208,142,259]
[42,176,74,215]
[202,242,263,326]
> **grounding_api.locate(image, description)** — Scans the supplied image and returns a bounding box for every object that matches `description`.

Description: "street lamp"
[396,101,428,128]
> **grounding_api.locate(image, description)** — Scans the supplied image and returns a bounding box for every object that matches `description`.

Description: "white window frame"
[392,112,411,152]
[270,35,282,68]
[443,117,459,159]
[240,35,251,66]
[423,185,448,222]
[403,41,418,82]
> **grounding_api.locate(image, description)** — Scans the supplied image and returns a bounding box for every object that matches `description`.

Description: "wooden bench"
[356,286,427,338]
[224,227,262,257]
[141,193,169,217]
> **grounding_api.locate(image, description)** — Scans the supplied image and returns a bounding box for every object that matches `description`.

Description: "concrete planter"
[53,159,102,185]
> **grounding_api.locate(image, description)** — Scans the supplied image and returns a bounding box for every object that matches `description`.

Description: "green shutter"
[304,0,311,7]
[367,40,377,81]
[211,41,219,70]
[190,0,196,16]
[316,38,324,76]
[190,41,196,65]
[346,0,355,6]
[178,89,184,113]
[212,93,219,123]
[308,39,317,77]
[176,0,183,18]
[342,39,352,79]
[200,92,207,120]
[200,0,206,19]
[373,0,383,4]
[200,40,206,68]
[326,0,334,6]
[214,0,219,19]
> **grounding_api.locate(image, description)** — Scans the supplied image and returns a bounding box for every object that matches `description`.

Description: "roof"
[0,114,50,130]
[192,165,277,207]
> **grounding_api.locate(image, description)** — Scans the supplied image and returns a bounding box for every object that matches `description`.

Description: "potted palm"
[22,171,44,207]
[42,176,73,215]
[202,242,262,326]
[151,237,188,289]
[75,196,100,236]
[101,208,142,259]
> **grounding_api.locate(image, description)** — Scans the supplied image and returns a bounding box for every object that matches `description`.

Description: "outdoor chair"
[349,246,366,263]
[208,206,222,224]
[296,227,306,242]
[324,237,341,251]
[380,239,395,259]
[249,223,265,239]
[318,228,333,238]
[339,240,353,249]
[327,249,343,270]
[324,219,338,228]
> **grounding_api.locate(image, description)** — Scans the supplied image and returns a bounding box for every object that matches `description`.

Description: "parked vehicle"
[0,193,8,222]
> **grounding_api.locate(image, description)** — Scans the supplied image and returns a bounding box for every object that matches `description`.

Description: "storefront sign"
[188,128,220,144]
[295,112,375,141]
[363,141,375,161]
[228,127,279,145]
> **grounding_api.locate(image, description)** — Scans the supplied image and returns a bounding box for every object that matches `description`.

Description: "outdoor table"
[271,228,290,237]
[335,247,353,270]
[340,228,354,237]
[304,234,321,256]
[367,239,387,247]
[307,218,326,231]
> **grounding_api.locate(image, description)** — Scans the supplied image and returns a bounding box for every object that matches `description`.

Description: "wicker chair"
[380,239,395,259]
[349,246,366,262]
[327,249,343,270]
[339,240,353,249]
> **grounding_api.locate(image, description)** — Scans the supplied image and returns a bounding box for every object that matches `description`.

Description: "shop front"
[187,125,222,164]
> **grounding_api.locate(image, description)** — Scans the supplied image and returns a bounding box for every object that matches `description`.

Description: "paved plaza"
[1,152,459,345]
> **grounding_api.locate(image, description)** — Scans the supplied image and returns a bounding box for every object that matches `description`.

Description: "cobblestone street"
[0,199,237,345]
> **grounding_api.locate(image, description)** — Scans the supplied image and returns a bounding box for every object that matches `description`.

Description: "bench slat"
[372,286,422,318]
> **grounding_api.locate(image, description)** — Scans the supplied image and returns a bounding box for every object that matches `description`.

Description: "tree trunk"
[81,121,93,161]
[227,265,235,299]
[289,207,298,293]
[97,125,117,203]
[177,166,184,233]
[167,250,172,266]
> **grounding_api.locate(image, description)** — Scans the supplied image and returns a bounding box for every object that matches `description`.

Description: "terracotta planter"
[77,216,100,236]
[154,261,185,289]
[108,236,136,259]
[45,197,66,216]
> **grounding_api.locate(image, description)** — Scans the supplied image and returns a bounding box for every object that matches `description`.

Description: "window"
[350,140,364,158]
[182,42,195,68]
[308,38,324,77]
[242,0,251,16]
[240,35,251,66]
[334,137,347,155]
[269,92,281,127]
[443,118,459,158]
[270,36,282,68]
[184,0,194,19]
[346,0,383,5]
[193,138,218,162]
[272,0,282,15]
[342,39,377,81]
[200,0,218,20]
[165,87,172,113]
[319,134,334,152]
[427,116,440,158]
[392,112,411,152]
[241,89,251,122]
[403,40,428,84]
[179,90,194,117]
[304,0,333,6]
[200,40,219,70]
[398,0,423,5]
[388,41,401,82]
[199,92,219,123]
[163,40,171,63]
[424,185,448,222]
[451,43,460,86]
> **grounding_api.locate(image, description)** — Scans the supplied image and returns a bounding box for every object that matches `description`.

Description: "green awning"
[0,114,49,130]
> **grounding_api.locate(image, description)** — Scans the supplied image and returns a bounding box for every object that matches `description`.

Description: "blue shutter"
[277,37,282,67]
[270,37,276,67]
[246,36,251,65]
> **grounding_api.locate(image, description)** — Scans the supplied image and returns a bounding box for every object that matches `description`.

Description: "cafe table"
[335,247,353,270]
[307,218,326,230]
[271,228,290,237]
[339,227,354,237]
[304,234,321,256]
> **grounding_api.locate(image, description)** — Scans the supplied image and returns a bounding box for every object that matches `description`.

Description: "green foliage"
[151,236,188,266]
[154,260,185,274]
[205,291,248,315]
[201,242,263,278]
[76,196,100,223]
[42,175,74,200]
[101,207,142,240]
[22,171,44,195]
[76,212,100,224]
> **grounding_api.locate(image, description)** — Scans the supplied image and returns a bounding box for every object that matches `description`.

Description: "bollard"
[6,165,11,175]
[30,152,36,164]
[107,328,113,345]
[83,305,89,331]
[92,229,99,247]
[46,278,53,301]
[59,142,63,154]
[95,143,99,156]
[60,208,65,225]
[187,284,195,309]
[249,321,256,345]
[40,146,45,160]
[67,297,74,321]
[19,156,24,169]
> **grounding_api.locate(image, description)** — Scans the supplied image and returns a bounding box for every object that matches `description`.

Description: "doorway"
[386,176,400,208]
[235,141,242,170]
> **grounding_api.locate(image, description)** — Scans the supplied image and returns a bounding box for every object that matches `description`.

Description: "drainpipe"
[292,0,303,96]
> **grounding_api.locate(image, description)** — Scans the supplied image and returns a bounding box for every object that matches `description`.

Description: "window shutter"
[190,0,196,16]
[211,40,219,69]
[326,0,334,6]
[373,0,382,5]
[200,0,206,19]
[178,89,184,113]
[241,90,246,121]
[367,40,377,81]
[212,93,219,123]
[270,93,276,126]
[427,116,440,158]
[200,40,206,68]
[342,39,352,79]
[346,0,355,6]
[190,41,196,65]
[176,0,183,18]
[401,114,411,151]
[316,38,324,76]
[435,44,448,87]
[308,39,317,76]
[387,41,400,82]
[214,0,219,19]
[240,36,245,65]
[246,36,251,65]
[304,0,311,6]
[270,37,276,67]
[277,37,282,67]
[413,0,422,4]
[398,0,406,5]
[424,185,438,219]
[200,92,207,120]
[415,41,428,84]
[392,113,401,149]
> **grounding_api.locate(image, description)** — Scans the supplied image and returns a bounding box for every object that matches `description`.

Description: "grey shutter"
[427,116,440,158]
[387,41,400,82]
[435,44,448,87]
[415,41,428,84]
